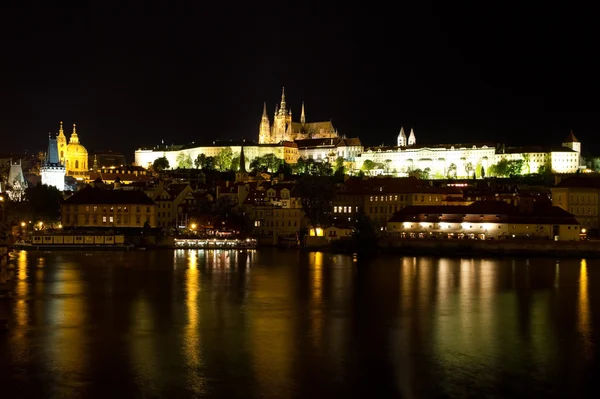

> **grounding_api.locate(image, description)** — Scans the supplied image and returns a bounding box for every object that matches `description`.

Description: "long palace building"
[134,89,583,177]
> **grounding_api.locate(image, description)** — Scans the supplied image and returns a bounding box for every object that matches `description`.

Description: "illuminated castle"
[258,88,338,144]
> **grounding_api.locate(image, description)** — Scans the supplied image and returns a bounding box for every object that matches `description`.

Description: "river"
[0,249,598,398]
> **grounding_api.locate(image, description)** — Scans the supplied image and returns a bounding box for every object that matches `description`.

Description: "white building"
[135,141,299,170]
[40,135,66,191]
[295,137,363,162]
[356,129,583,177]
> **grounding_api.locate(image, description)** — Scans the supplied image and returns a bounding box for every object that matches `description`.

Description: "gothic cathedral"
[258,88,338,144]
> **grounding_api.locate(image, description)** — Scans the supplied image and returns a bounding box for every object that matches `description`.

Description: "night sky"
[0,2,597,158]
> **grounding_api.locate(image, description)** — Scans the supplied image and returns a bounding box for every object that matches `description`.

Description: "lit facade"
[258,88,338,144]
[134,142,299,170]
[355,129,582,177]
[40,135,66,191]
[57,121,89,177]
[387,201,581,241]
[61,185,157,228]
[551,176,600,229]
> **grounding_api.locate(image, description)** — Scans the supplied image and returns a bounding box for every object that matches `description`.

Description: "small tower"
[258,102,271,144]
[300,101,306,125]
[57,121,67,165]
[562,130,582,166]
[40,134,66,191]
[408,128,416,146]
[562,130,581,154]
[70,123,80,144]
[235,144,249,183]
[397,126,407,147]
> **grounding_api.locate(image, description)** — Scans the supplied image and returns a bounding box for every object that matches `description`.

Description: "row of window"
[65,205,152,213]
[65,214,147,225]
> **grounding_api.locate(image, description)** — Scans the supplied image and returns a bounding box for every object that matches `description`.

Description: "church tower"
[57,121,67,165]
[301,101,306,125]
[397,126,407,147]
[562,130,581,166]
[272,87,292,142]
[235,144,249,183]
[40,134,66,191]
[408,128,416,146]
[258,103,271,144]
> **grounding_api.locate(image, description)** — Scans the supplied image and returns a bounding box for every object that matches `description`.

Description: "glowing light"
[190,223,197,230]
[20,222,26,227]
[581,228,587,233]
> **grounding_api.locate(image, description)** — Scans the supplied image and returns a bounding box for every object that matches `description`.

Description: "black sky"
[0,1,598,158]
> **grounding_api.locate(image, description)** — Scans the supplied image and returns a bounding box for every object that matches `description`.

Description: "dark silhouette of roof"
[63,185,155,205]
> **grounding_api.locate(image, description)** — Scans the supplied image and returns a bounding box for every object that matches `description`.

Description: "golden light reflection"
[310,252,324,350]
[46,265,88,384]
[248,267,293,396]
[400,257,414,312]
[554,262,560,290]
[578,259,592,359]
[14,250,29,326]
[129,294,160,392]
[312,252,323,303]
[184,250,206,394]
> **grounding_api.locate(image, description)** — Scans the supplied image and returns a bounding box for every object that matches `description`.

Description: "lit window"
[102,216,107,223]
[109,216,114,223]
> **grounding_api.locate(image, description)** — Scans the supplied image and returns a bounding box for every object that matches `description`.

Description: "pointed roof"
[399,126,406,138]
[262,102,268,118]
[45,135,60,166]
[239,144,247,172]
[70,123,80,144]
[563,130,579,143]
[58,121,65,138]
[408,128,416,138]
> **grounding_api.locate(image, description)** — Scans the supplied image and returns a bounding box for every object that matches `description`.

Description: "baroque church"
[56,121,89,177]
[258,88,338,144]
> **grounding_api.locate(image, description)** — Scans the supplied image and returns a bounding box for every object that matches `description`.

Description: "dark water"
[0,250,599,398]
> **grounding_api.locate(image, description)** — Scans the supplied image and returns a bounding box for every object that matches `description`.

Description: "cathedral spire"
[280,87,286,112]
[58,121,65,137]
[301,101,305,125]
[262,102,267,117]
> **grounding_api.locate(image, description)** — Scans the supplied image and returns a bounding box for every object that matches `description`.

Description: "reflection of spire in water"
[578,259,592,359]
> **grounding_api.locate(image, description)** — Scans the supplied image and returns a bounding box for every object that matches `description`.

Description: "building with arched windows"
[56,121,89,178]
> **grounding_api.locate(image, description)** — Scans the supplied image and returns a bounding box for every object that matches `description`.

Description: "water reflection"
[1,251,599,398]
[183,250,206,394]
[579,259,592,359]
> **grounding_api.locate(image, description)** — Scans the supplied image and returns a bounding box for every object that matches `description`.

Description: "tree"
[465,162,474,177]
[215,147,233,171]
[522,153,531,174]
[204,156,216,170]
[153,157,170,172]
[446,163,457,179]
[176,152,193,169]
[296,176,334,235]
[231,154,240,171]
[384,159,393,174]
[194,153,206,169]
[334,157,345,173]
[490,159,523,177]
[361,160,376,175]
[481,166,486,178]
[295,157,308,175]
